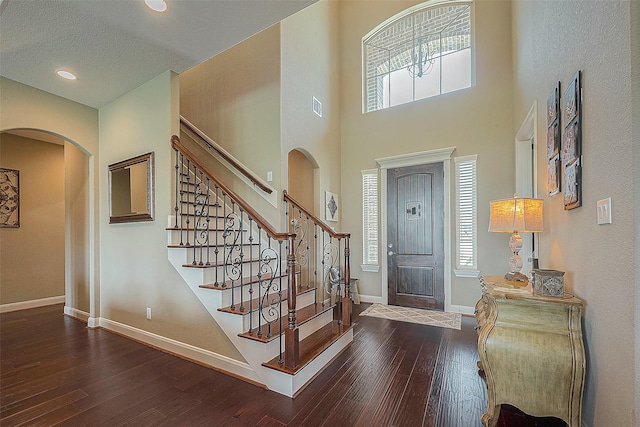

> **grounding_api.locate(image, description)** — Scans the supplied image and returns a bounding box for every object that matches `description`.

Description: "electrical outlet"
[596,198,612,225]
[146,307,152,320]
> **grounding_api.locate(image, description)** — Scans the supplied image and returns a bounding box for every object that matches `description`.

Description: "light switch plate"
[597,198,612,225]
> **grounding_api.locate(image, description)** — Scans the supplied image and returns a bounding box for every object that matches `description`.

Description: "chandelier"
[407,39,435,78]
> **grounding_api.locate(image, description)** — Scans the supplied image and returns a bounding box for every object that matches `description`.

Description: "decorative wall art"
[325,191,338,222]
[0,168,20,228]
[562,70,582,210]
[546,81,561,196]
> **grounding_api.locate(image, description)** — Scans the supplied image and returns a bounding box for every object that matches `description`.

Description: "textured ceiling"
[0,0,315,109]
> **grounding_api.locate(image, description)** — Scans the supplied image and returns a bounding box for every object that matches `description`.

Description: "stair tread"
[239,302,334,343]
[166,226,248,232]
[168,243,259,249]
[262,321,352,375]
[198,273,286,289]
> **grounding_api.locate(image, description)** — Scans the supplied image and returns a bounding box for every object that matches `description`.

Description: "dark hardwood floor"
[1,303,566,426]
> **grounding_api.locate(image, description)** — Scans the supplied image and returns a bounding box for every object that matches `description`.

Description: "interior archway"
[287,148,319,215]
[0,129,90,316]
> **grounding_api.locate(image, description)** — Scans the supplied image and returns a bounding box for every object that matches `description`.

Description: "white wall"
[98,71,244,361]
[511,1,637,425]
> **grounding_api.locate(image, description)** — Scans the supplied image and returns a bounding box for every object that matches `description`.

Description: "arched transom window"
[363,1,473,112]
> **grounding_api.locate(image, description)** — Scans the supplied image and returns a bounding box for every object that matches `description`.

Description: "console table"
[475,275,585,427]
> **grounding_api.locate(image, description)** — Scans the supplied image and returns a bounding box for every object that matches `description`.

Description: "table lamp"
[489,194,544,282]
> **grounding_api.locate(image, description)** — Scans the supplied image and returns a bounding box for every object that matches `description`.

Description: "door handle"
[388,251,395,256]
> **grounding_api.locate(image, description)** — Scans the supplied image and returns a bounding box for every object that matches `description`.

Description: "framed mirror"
[108,152,154,224]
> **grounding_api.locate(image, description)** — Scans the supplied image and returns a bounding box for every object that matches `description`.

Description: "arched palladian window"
[363,0,473,112]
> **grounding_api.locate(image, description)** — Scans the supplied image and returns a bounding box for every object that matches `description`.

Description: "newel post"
[342,236,352,327]
[285,234,300,369]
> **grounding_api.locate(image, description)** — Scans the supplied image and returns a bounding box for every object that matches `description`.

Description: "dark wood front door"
[387,162,444,310]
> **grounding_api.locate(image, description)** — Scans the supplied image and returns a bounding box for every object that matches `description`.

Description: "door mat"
[359,303,461,330]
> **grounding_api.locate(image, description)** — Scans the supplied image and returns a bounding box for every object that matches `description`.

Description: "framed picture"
[562,120,579,166]
[562,70,582,210]
[547,154,560,197]
[0,168,20,228]
[547,122,560,159]
[547,81,560,128]
[325,191,338,222]
[546,82,561,196]
[563,158,581,210]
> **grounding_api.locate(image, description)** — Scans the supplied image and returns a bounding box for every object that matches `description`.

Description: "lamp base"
[505,271,529,282]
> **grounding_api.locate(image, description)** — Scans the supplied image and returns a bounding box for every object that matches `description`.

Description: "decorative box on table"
[532,269,565,297]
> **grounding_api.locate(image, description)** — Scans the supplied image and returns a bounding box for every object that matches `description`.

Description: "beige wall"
[65,141,90,313]
[0,134,65,304]
[632,1,640,418]
[281,0,343,225]
[180,25,282,226]
[511,1,637,425]
[339,0,514,305]
[98,71,244,361]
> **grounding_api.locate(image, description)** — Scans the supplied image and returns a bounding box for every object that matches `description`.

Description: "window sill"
[361,265,379,273]
[454,269,480,278]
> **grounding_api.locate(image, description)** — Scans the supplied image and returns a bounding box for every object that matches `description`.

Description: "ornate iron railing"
[171,136,300,368]
[284,191,352,326]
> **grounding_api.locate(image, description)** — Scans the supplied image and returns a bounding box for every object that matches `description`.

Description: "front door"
[387,163,444,310]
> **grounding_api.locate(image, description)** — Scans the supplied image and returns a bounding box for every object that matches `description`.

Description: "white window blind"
[362,169,379,267]
[455,155,477,271]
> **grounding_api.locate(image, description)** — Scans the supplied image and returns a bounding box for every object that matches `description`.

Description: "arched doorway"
[287,149,318,214]
[0,129,90,316]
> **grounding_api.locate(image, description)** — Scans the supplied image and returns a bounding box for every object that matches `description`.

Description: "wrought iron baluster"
[278,240,284,364]
[179,154,186,246]
[173,148,179,229]
[205,177,211,266]
[248,218,254,333]
[313,223,318,305]
[214,185,220,286]
[306,214,310,290]
[185,160,191,247]
[256,227,263,337]
[239,208,245,312]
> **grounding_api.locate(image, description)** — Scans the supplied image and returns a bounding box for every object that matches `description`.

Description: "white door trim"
[376,147,455,310]
[515,102,539,275]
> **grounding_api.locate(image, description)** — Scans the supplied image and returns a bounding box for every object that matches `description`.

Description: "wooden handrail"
[179,116,273,195]
[172,135,287,240]
[283,190,350,240]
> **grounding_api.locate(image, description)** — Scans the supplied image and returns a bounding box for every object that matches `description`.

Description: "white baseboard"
[97,317,262,385]
[449,304,475,316]
[0,295,65,313]
[64,306,90,322]
[358,294,383,304]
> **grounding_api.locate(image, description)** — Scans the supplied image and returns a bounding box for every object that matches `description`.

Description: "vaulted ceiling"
[0,0,315,109]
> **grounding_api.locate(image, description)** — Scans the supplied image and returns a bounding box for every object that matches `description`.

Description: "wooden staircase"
[166,132,353,397]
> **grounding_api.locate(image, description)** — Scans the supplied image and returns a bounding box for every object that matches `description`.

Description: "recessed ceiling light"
[56,70,77,80]
[144,0,167,12]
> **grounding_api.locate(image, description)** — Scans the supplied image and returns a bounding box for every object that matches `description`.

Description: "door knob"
[388,251,395,256]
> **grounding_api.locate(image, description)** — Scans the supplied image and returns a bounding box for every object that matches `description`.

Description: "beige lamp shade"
[489,197,544,233]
